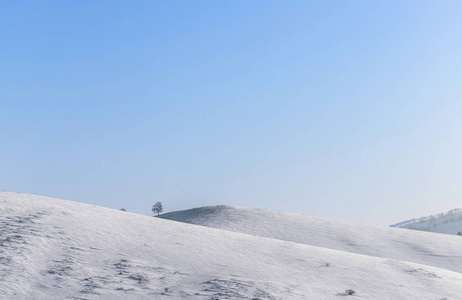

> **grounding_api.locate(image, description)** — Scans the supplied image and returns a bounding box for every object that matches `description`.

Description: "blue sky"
[1,1,462,225]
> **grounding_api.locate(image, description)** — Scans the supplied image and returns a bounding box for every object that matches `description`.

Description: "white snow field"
[160,206,462,273]
[391,209,462,235]
[1,193,462,300]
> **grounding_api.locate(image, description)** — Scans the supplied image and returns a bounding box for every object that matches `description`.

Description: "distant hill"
[160,205,462,273]
[391,208,462,235]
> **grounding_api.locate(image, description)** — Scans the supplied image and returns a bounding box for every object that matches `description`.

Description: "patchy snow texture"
[391,209,462,235]
[1,192,462,299]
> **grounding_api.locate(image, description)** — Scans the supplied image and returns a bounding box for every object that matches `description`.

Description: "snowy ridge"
[390,208,462,235]
[2,192,462,299]
[389,218,418,228]
[160,205,462,273]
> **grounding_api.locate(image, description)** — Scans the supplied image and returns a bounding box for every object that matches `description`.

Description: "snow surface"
[160,205,462,273]
[391,209,462,235]
[2,192,462,299]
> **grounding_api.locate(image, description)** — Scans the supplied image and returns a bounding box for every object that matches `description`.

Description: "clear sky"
[1,1,462,225]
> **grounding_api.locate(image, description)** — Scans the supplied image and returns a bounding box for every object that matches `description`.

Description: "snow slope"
[2,192,462,299]
[160,205,462,273]
[391,209,462,235]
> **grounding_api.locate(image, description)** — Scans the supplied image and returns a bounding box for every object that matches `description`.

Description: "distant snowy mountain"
[2,192,462,299]
[391,208,462,235]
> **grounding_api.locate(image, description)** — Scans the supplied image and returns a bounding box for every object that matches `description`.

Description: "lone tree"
[152,202,163,216]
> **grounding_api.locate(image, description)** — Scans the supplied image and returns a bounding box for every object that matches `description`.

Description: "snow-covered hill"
[390,208,462,235]
[2,192,462,299]
[160,205,462,273]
